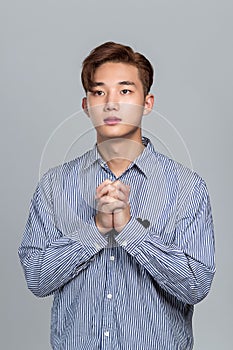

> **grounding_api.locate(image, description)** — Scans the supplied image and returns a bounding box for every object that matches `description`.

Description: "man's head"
[81,41,154,98]
[81,42,154,144]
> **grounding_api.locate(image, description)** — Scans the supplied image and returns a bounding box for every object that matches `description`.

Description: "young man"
[19,42,215,349]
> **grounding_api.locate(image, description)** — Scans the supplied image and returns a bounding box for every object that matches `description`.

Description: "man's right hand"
[95,180,115,234]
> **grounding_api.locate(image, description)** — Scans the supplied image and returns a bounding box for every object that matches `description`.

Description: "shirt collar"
[82,136,157,178]
[133,137,158,178]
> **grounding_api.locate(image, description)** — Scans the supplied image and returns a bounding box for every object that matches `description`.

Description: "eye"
[120,89,132,95]
[92,90,105,96]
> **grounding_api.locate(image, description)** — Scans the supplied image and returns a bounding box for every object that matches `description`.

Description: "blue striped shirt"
[18,137,215,349]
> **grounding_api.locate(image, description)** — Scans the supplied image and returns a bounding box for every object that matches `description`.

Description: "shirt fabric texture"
[18,137,215,350]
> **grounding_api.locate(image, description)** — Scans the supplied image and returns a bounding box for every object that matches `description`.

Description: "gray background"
[1,0,232,349]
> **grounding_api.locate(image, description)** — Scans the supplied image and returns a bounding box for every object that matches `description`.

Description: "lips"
[103,117,122,125]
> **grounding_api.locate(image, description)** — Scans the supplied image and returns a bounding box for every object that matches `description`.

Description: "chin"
[97,132,141,144]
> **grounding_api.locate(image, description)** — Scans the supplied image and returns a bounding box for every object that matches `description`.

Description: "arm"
[115,177,215,305]
[18,171,108,298]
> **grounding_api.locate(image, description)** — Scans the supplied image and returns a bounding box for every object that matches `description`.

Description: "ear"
[82,97,89,117]
[143,94,154,115]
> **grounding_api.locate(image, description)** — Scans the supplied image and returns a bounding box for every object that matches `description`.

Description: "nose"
[103,91,120,111]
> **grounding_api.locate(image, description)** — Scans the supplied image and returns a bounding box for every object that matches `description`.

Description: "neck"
[97,136,145,177]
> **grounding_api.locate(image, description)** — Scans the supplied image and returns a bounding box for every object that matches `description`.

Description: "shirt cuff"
[114,217,149,253]
[75,217,109,255]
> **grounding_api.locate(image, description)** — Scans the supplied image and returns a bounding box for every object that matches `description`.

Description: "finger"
[96,179,113,191]
[112,180,130,192]
[103,181,130,202]
[97,195,116,205]
[96,196,114,214]
[112,181,130,198]
[112,188,126,202]
[96,183,116,199]
[97,196,127,212]
[96,180,113,198]
[99,185,127,202]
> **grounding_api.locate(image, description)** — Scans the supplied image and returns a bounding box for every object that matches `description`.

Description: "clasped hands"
[95,179,131,234]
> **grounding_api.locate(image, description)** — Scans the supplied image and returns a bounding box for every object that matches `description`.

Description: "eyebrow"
[91,81,136,87]
[118,81,136,86]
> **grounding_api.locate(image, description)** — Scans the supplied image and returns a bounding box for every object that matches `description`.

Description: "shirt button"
[107,293,112,299]
[110,256,115,261]
[104,331,109,337]
[122,240,127,247]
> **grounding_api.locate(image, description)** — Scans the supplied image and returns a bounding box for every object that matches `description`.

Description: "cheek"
[120,103,144,123]
[88,105,104,125]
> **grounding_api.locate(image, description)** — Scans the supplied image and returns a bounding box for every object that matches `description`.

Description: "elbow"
[19,249,52,298]
[27,283,48,298]
[188,268,216,305]
[25,268,52,298]
[27,279,53,298]
[26,273,47,298]
[188,287,210,305]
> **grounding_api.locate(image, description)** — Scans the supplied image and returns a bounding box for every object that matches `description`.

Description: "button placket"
[101,248,116,347]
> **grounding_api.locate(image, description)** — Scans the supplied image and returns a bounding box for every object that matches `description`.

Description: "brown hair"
[81,41,154,97]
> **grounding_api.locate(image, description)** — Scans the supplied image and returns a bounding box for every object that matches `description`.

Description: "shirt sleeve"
[18,170,108,298]
[115,176,216,305]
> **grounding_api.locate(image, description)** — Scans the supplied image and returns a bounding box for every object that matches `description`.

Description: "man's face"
[82,62,154,144]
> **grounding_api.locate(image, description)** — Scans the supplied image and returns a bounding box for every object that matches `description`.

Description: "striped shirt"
[18,137,215,350]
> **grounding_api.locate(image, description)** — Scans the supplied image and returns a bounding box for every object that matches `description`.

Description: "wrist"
[95,215,113,235]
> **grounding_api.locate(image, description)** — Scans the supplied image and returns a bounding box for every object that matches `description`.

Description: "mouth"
[103,117,122,125]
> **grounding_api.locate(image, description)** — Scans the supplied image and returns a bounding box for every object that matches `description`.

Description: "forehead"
[93,62,140,84]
